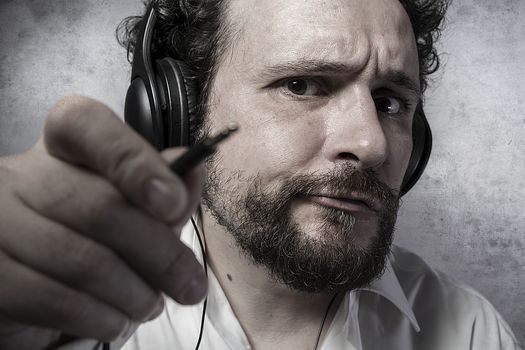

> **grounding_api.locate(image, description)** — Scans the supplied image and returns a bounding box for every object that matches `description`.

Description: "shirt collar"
[356,255,421,333]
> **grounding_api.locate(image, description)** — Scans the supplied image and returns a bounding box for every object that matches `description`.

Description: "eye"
[284,78,324,96]
[374,96,405,115]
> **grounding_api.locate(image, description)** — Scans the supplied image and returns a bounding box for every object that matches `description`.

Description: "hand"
[0,96,207,349]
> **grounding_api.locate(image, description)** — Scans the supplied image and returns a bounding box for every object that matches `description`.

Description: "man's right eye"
[282,78,325,97]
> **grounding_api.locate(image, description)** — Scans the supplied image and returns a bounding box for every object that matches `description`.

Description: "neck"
[199,209,343,349]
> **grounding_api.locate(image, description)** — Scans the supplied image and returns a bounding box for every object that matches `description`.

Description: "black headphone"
[124,4,432,196]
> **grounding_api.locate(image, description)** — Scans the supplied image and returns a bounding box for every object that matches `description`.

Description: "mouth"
[306,193,378,214]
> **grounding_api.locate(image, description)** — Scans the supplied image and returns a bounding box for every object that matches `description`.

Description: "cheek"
[385,129,413,188]
[211,95,326,180]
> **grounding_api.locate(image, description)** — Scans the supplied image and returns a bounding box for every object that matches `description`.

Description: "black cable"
[101,217,208,350]
[103,217,333,350]
[312,292,338,350]
[191,216,208,350]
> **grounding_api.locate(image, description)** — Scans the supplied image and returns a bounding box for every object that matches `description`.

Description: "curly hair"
[117,0,450,137]
[398,0,451,92]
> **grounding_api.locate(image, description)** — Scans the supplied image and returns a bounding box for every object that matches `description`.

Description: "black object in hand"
[170,123,239,176]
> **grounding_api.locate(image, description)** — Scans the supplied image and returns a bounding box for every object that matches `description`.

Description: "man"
[0,0,520,349]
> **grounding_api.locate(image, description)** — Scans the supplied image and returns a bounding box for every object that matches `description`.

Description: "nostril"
[338,152,359,161]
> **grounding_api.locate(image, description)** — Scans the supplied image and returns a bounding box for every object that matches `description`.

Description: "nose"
[322,89,388,170]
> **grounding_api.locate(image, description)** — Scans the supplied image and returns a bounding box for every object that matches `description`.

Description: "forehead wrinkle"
[366,0,419,76]
[230,0,371,64]
[226,0,419,86]
[239,31,373,81]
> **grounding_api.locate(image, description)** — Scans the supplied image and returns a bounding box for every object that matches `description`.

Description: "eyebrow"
[380,70,421,99]
[260,59,421,98]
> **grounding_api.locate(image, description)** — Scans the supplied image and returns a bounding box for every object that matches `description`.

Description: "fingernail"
[180,274,208,305]
[148,179,184,220]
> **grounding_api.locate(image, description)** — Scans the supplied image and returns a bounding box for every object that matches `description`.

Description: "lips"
[307,194,377,213]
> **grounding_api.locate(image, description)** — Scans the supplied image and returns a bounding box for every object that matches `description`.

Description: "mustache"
[277,164,399,210]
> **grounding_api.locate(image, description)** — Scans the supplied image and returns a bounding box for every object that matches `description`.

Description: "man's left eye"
[284,78,324,96]
[374,96,404,115]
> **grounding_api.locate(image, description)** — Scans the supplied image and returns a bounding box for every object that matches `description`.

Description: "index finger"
[43,95,190,226]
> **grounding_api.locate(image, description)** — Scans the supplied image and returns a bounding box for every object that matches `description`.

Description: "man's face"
[202,0,420,293]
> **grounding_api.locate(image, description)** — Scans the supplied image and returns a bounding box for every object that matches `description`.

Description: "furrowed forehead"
[227,0,415,40]
[224,0,419,85]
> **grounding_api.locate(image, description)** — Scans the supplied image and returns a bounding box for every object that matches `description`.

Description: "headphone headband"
[125,6,164,149]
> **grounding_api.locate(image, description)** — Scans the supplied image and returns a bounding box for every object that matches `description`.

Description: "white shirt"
[60,222,521,350]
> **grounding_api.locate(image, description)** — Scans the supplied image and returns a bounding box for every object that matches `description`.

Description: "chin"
[203,162,399,293]
[293,202,380,249]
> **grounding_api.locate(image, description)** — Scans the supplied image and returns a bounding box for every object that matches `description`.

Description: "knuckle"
[45,96,89,140]
[105,143,171,205]
[50,288,89,323]
[106,141,147,183]
[85,187,123,231]
[44,96,115,151]
[38,180,77,216]
[66,241,116,285]
[0,150,65,207]
[93,184,122,210]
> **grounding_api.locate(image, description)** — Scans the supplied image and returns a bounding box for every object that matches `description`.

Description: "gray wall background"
[0,0,523,345]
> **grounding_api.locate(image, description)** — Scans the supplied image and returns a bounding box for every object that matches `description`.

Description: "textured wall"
[396,0,525,343]
[0,0,523,345]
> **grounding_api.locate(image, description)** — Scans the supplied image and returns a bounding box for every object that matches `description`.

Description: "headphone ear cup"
[400,104,432,196]
[125,76,161,147]
[154,57,198,147]
[175,61,199,141]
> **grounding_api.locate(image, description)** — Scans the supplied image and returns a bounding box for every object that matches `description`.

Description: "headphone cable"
[192,216,338,350]
[100,217,207,350]
[191,216,208,350]
[312,292,338,350]
[103,217,335,350]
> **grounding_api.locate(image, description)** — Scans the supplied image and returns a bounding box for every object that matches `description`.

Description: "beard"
[202,159,400,294]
